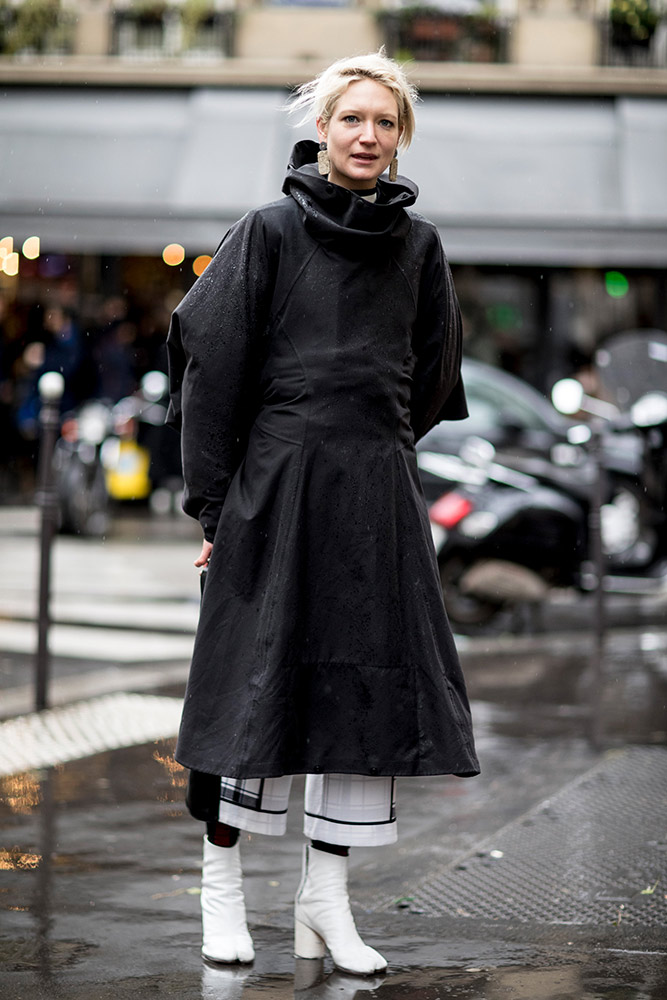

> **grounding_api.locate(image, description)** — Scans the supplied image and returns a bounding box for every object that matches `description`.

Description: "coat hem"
[175,753,480,781]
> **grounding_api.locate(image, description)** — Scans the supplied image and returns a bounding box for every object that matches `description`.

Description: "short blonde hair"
[289,49,418,150]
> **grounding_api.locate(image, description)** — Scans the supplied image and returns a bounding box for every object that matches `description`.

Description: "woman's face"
[317,79,402,191]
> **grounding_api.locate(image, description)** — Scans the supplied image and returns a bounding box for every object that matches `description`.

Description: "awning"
[1,86,666,265]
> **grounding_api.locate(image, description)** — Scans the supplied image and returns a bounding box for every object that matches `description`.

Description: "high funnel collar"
[282,140,418,251]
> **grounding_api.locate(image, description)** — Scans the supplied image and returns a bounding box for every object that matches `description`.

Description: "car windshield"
[464,376,550,435]
[420,361,557,453]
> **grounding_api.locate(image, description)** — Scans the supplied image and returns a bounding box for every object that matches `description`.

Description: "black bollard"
[587,421,607,750]
[35,371,64,713]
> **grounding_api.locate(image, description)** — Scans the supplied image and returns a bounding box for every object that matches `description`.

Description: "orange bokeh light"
[193,255,212,277]
[22,236,40,260]
[162,243,185,267]
[2,252,19,276]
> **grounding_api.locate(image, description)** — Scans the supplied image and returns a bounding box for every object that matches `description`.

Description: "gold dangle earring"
[318,141,330,176]
[389,150,398,183]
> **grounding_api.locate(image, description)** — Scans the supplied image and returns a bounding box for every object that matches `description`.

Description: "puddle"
[0,957,665,1000]
[462,645,667,746]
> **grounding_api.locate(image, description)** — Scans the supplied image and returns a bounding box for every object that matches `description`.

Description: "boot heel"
[294,918,326,959]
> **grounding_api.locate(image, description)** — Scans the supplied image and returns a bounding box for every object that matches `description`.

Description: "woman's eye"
[343,115,359,123]
[379,120,395,129]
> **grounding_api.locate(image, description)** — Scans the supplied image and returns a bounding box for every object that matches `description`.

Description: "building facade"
[1,0,666,433]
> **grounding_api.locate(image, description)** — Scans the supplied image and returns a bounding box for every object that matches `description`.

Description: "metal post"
[588,421,606,749]
[35,372,64,713]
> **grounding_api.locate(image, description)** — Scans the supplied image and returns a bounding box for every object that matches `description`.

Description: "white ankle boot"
[201,837,255,964]
[294,845,387,975]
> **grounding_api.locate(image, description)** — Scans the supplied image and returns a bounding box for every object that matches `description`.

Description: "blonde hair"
[289,49,418,150]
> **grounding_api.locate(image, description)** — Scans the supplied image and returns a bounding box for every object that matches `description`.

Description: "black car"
[420,358,572,459]
[418,357,640,501]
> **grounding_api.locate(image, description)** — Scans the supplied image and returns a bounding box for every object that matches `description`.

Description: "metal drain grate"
[0,693,182,776]
[381,747,667,928]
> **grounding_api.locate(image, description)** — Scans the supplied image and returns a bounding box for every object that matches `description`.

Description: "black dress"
[166,140,479,781]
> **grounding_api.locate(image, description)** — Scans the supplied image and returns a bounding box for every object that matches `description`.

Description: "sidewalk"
[0,506,666,998]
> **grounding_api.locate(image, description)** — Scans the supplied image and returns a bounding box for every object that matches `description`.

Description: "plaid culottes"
[216,773,397,847]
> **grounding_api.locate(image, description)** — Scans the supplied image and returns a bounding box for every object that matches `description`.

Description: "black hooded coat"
[166,140,479,781]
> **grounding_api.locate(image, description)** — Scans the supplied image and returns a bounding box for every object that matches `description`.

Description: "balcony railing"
[378,8,510,63]
[599,18,667,67]
[112,7,235,60]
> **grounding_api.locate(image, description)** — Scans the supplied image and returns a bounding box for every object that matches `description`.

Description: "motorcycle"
[54,398,114,537]
[102,370,182,514]
[53,370,183,537]
[420,330,667,631]
[419,442,585,629]
[553,329,667,589]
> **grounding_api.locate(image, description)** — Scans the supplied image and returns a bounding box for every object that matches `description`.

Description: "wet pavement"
[0,506,666,999]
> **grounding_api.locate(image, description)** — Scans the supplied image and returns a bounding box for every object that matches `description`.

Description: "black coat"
[166,141,479,780]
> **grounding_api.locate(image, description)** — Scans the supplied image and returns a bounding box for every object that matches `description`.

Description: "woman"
[166,50,479,976]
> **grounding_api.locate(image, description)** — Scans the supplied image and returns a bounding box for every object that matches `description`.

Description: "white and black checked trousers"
[216,774,397,847]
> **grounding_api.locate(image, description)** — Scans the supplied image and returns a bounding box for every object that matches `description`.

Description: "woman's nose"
[359,122,377,143]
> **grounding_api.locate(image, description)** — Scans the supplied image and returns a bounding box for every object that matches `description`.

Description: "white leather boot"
[294,845,387,975]
[201,837,255,964]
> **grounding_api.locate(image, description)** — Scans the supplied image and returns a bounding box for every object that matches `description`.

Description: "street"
[0,505,666,999]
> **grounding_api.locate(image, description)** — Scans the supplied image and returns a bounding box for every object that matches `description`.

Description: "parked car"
[418,357,640,504]
[418,339,666,631]
[419,358,571,460]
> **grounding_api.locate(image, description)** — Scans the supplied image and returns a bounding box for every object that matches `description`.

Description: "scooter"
[418,442,585,629]
[53,398,114,537]
[53,371,183,536]
[552,329,667,590]
[421,330,667,630]
[101,370,183,514]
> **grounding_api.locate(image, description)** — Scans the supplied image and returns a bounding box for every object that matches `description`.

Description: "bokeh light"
[162,243,185,267]
[2,252,19,276]
[604,271,629,298]
[193,254,212,277]
[0,236,13,257]
[22,236,40,259]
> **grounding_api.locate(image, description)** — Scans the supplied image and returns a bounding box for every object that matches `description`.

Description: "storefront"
[2,85,666,392]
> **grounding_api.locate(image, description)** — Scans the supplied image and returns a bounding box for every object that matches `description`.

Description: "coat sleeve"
[166,211,275,541]
[410,227,468,442]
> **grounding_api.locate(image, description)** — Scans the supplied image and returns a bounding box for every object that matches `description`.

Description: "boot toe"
[333,943,387,976]
[202,933,255,965]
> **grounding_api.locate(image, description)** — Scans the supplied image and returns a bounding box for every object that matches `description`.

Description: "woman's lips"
[352,154,377,162]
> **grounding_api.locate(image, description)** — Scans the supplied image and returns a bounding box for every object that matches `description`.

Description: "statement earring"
[318,141,330,176]
[389,150,398,182]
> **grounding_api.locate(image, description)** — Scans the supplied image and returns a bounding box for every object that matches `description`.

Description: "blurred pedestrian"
[0,293,19,493]
[92,296,137,402]
[15,302,83,440]
[166,49,479,975]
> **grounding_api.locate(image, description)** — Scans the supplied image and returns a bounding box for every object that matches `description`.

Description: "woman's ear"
[316,117,327,144]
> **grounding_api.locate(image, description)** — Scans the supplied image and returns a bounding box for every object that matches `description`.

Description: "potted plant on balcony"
[610,0,659,46]
[130,0,168,26]
[181,0,213,50]
[3,0,72,54]
[180,0,235,57]
[377,3,505,63]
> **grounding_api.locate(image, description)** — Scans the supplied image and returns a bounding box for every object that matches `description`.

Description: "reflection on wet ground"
[1,633,666,999]
[1,954,666,999]
[461,629,667,747]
